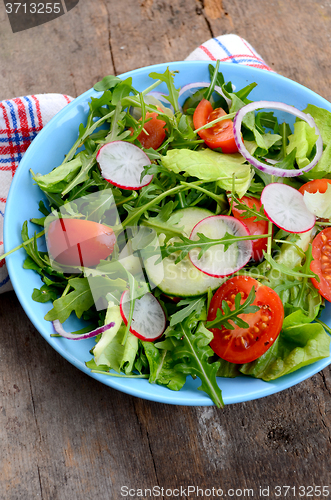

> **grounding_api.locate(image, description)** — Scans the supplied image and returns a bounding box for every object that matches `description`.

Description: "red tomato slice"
[231,196,269,262]
[207,276,284,364]
[47,218,116,267]
[135,112,166,150]
[193,99,238,153]
[310,227,331,302]
[299,178,331,195]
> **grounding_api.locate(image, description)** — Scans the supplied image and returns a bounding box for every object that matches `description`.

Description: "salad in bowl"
[4,61,331,407]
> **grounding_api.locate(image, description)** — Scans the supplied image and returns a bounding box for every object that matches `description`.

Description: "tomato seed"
[261,315,269,322]
[322,234,328,242]
[260,323,267,330]
[240,337,247,348]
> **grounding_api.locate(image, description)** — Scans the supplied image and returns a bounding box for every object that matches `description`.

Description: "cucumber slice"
[143,207,226,297]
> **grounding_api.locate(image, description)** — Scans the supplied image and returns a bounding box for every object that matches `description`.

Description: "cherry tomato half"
[207,276,284,364]
[299,178,331,195]
[47,218,116,267]
[231,196,269,262]
[310,227,331,302]
[193,99,238,153]
[134,111,166,150]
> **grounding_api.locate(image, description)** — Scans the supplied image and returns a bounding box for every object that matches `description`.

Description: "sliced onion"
[178,82,232,107]
[130,92,173,119]
[52,319,115,340]
[147,92,171,106]
[233,101,323,177]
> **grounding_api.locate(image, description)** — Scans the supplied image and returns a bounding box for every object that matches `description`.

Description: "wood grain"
[1,1,331,499]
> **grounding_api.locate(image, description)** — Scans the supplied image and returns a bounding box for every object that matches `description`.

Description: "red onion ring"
[52,319,115,340]
[178,82,232,107]
[147,91,171,106]
[233,101,323,177]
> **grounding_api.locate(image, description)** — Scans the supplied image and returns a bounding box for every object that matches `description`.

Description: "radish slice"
[96,141,153,190]
[233,101,323,177]
[120,291,166,341]
[178,82,232,107]
[188,215,253,278]
[261,183,316,233]
[52,319,116,340]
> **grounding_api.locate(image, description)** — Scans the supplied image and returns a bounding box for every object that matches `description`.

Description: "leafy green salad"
[8,63,331,407]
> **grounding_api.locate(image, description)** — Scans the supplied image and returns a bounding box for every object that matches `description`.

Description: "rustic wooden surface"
[1,1,331,499]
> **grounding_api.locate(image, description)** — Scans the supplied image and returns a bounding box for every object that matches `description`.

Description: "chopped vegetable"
[311,228,331,302]
[261,183,316,233]
[193,99,238,153]
[207,276,284,364]
[188,215,253,277]
[120,291,166,341]
[96,141,153,190]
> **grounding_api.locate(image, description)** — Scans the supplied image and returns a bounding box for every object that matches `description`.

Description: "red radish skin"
[188,215,253,278]
[96,141,153,190]
[261,183,316,233]
[120,291,166,341]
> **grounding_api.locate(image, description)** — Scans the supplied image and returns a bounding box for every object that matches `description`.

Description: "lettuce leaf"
[141,340,187,391]
[303,104,331,146]
[91,325,139,374]
[240,310,330,381]
[93,303,123,366]
[161,148,252,198]
[32,157,82,193]
[216,358,241,378]
[303,183,331,218]
[301,104,331,177]
[287,121,319,168]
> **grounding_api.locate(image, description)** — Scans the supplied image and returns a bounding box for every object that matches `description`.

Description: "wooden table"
[1,1,331,498]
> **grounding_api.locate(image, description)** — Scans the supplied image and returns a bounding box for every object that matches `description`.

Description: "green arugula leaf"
[93,75,122,92]
[161,231,269,264]
[45,277,94,323]
[206,287,259,330]
[21,221,47,269]
[142,340,187,391]
[149,68,180,113]
[32,284,58,303]
[141,202,184,242]
[231,194,268,221]
[167,321,224,407]
[263,252,317,279]
[169,296,206,327]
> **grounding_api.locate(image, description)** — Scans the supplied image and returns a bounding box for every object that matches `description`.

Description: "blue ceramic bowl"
[4,61,331,405]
